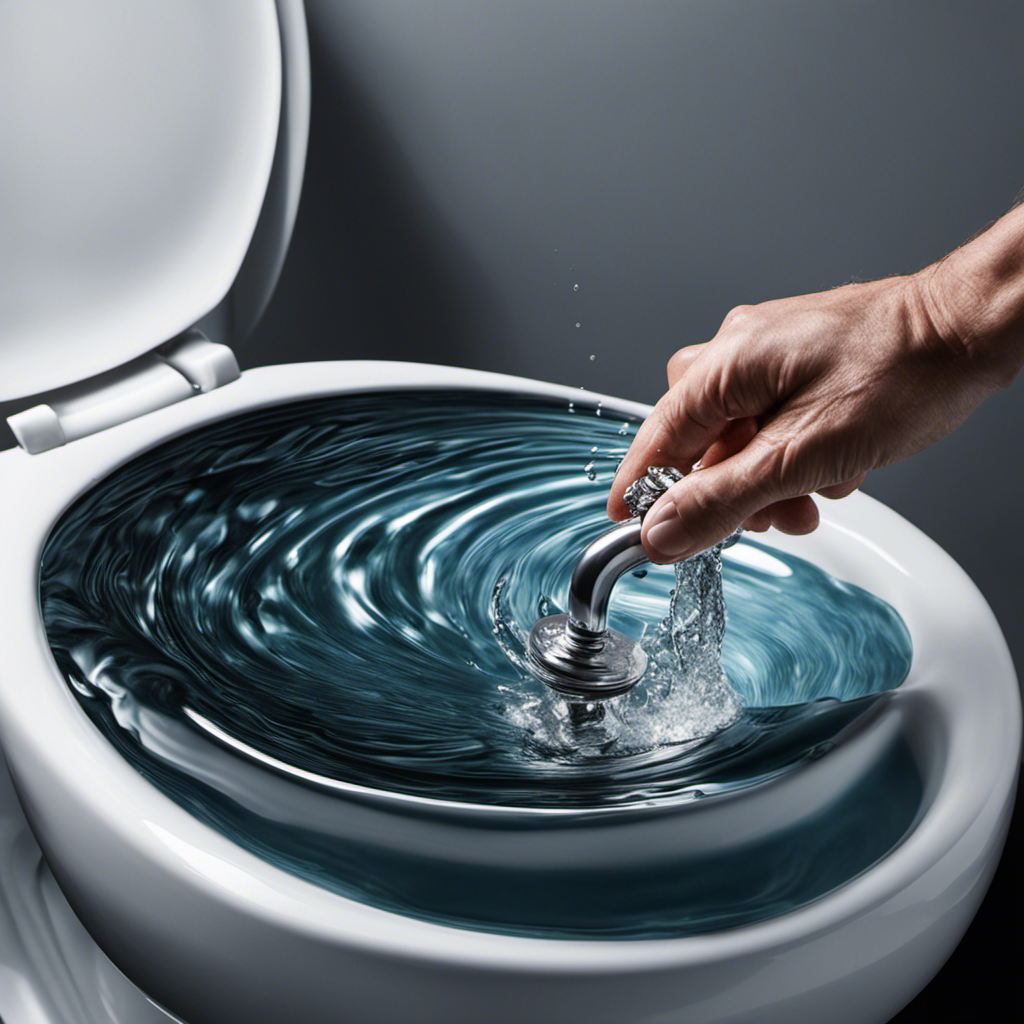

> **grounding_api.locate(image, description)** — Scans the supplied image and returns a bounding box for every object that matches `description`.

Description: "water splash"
[632,538,744,738]
[37,390,918,938]
[507,538,743,755]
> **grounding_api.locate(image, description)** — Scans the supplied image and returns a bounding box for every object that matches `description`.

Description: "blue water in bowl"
[39,389,919,938]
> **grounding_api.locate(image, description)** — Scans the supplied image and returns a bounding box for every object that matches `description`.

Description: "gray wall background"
[249,0,1024,684]
[0,3,1016,1019]
[248,11,1022,1014]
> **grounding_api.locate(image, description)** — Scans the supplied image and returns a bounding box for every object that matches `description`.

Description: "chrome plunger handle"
[526,467,684,699]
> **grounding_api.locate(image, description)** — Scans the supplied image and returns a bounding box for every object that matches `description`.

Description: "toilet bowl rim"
[0,360,1019,968]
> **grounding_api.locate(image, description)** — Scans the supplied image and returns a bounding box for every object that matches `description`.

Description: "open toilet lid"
[0,0,297,402]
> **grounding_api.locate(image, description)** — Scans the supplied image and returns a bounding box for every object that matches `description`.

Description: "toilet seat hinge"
[6,330,240,455]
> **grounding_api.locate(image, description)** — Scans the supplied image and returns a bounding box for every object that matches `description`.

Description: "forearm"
[611,205,1024,553]
[915,203,1024,388]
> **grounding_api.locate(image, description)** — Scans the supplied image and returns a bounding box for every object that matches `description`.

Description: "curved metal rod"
[527,468,684,698]
[567,518,648,635]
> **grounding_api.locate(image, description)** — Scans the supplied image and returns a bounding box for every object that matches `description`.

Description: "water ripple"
[41,391,911,809]
[36,390,920,937]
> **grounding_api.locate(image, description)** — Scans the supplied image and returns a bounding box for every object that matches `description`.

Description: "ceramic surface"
[0,752,182,1024]
[0,0,282,401]
[0,362,1019,1024]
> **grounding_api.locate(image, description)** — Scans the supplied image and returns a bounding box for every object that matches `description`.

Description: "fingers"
[611,308,767,520]
[742,508,772,532]
[607,379,730,520]
[608,290,877,553]
[666,343,707,387]
[706,427,859,531]
[697,416,759,468]
[640,436,789,562]
[743,494,824,533]
[664,304,752,387]
[762,494,819,534]
[621,410,855,560]
[817,474,867,499]
[701,420,819,535]
[608,349,779,520]
[719,304,754,331]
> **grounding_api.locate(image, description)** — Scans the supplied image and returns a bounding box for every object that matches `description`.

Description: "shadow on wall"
[240,19,506,372]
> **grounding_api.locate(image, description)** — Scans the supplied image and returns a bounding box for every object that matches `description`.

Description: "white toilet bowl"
[0,360,1020,1024]
[0,3,1019,1022]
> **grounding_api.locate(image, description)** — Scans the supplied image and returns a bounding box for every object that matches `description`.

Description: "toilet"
[0,3,1019,1024]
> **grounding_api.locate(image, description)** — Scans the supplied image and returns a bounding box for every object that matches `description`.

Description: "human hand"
[608,239,1024,564]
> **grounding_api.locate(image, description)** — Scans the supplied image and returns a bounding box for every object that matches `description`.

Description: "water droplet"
[573,284,579,292]
[692,789,706,800]
[590,446,599,454]
[584,461,597,481]
[575,322,581,328]
[567,402,575,414]
[589,354,596,361]
[567,700,605,728]
[595,402,602,417]
[618,423,629,435]
[632,568,648,579]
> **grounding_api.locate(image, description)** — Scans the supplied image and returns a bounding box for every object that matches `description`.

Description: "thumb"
[640,434,795,562]
[608,345,780,521]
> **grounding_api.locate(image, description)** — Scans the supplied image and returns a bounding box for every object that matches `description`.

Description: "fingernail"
[643,501,693,561]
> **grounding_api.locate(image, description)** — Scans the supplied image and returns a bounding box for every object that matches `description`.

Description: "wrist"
[911,207,1024,390]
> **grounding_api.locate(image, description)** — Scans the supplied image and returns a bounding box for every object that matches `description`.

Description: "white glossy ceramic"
[0,754,177,1024]
[0,361,1018,1024]
[0,0,282,401]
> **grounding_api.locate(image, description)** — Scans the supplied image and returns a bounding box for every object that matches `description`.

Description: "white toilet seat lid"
[0,0,282,401]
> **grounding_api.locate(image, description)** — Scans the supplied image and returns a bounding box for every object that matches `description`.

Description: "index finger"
[607,371,731,520]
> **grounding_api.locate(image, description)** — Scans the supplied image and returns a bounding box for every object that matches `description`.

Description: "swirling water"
[506,531,746,758]
[39,389,919,938]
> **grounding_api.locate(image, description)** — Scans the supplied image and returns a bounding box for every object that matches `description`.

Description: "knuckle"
[773,437,803,490]
[705,340,775,420]
[722,304,754,330]
[749,434,798,498]
[781,418,874,494]
[663,381,714,434]
[712,357,748,419]
[666,347,690,378]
